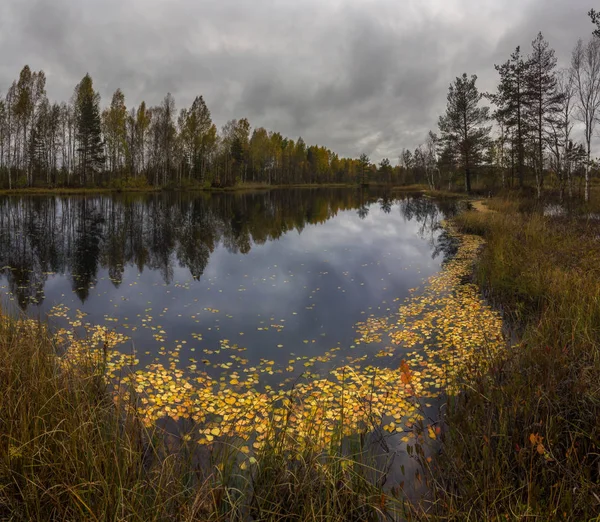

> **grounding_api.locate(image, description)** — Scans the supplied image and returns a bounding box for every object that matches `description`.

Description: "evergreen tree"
[489,47,530,187]
[525,32,564,199]
[438,73,491,193]
[379,157,392,184]
[358,153,370,185]
[590,9,600,37]
[74,74,104,185]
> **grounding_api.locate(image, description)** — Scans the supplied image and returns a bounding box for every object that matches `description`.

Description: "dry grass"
[414,200,600,520]
[0,313,397,521]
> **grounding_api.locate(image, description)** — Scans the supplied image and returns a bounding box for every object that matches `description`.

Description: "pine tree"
[74,74,104,186]
[379,157,392,184]
[489,47,530,187]
[525,33,564,199]
[590,9,600,38]
[358,153,370,185]
[438,73,491,193]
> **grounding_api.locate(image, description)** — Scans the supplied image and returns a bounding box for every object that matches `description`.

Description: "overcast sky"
[0,0,595,162]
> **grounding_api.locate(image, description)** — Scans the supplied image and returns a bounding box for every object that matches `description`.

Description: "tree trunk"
[585,146,591,203]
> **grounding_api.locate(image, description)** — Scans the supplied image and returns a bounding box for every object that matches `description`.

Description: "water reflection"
[0,189,458,384]
[0,190,457,306]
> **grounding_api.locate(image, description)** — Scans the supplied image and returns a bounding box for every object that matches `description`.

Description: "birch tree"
[571,37,600,202]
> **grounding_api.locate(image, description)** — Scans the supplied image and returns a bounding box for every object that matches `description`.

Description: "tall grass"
[0,316,203,521]
[0,313,397,521]
[415,201,600,520]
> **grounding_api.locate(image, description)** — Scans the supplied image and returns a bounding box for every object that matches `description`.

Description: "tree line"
[2,13,600,196]
[402,13,600,201]
[0,70,405,189]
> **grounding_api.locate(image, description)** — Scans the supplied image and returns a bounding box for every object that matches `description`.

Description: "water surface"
[0,189,456,386]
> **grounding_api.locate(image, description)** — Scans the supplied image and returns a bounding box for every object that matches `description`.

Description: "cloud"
[0,0,595,161]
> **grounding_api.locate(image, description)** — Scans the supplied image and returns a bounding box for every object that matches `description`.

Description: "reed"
[0,313,397,521]
[414,199,600,520]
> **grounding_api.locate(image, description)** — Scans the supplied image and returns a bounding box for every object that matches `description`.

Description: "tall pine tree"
[438,73,491,193]
[525,33,563,199]
[358,153,370,185]
[489,47,530,187]
[74,74,104,186]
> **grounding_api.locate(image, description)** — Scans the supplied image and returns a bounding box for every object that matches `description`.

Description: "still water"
[0,189,457,387]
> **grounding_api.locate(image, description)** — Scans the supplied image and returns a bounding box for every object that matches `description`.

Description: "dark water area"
[0,189,457,386]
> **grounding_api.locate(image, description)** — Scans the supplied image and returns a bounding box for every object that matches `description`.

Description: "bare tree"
[571,37,600,202]
[490,118,509,189]
[548,69,576,202]
[424,131,440,190]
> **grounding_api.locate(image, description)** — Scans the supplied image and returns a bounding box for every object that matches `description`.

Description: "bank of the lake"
[0,181,380,196]
[414,197,600,520]
[0,182,449,198]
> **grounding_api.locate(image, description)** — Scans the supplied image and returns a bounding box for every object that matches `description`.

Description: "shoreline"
[416,196,600,519]
[0,182,432,197]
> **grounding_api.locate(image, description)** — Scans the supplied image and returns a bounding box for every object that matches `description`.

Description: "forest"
[0,70,376,189]
[408,29,600,202]
[1,23,599,195]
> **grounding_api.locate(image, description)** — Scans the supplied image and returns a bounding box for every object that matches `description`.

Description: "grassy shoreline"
[415,198,600,520]
[0,313,396,521]
[0,182,442,197]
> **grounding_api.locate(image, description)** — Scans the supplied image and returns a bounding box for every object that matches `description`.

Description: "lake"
[0,189,465,449]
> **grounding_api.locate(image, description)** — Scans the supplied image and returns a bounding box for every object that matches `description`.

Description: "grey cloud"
[0,0,595,162]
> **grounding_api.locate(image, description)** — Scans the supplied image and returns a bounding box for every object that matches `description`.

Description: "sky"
[0,0,595,162]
